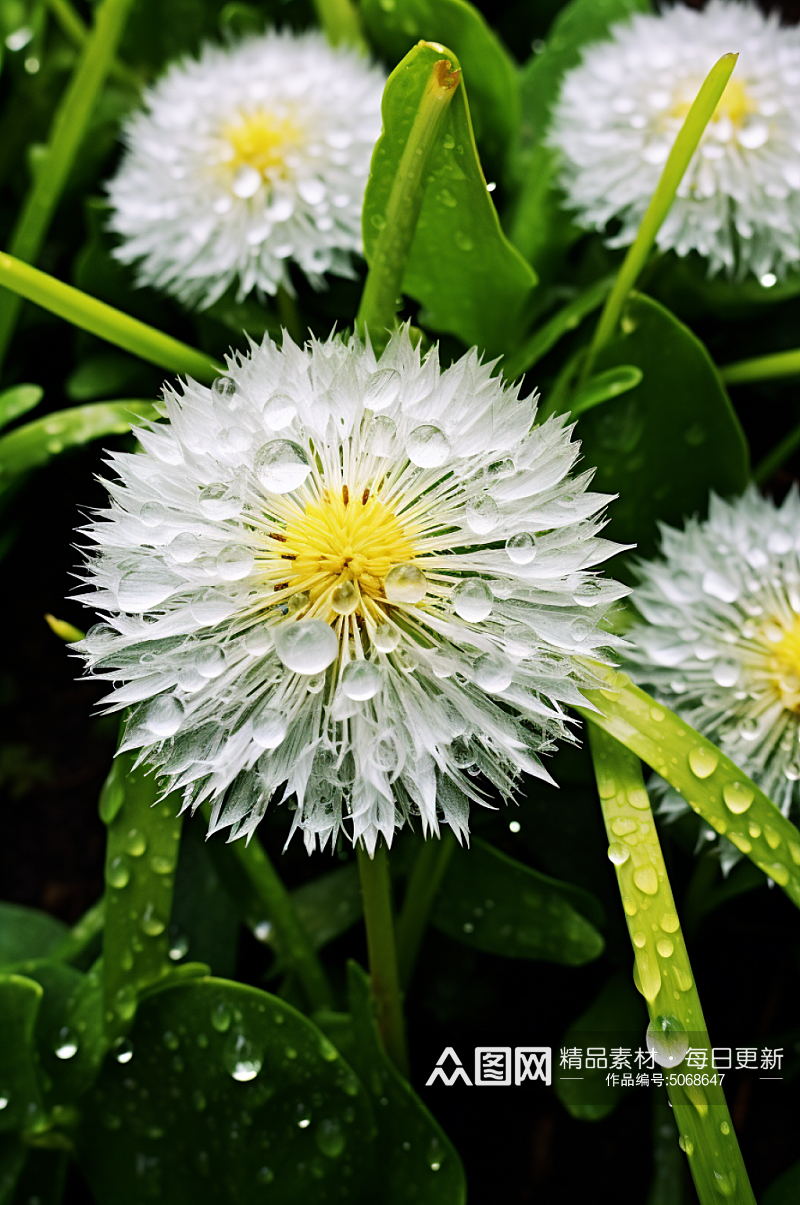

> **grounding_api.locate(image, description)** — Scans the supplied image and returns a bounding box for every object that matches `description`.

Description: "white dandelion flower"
[549,0,800,280]
[627,488,800,861]
[74,328,628,855]
[106,30,385,308]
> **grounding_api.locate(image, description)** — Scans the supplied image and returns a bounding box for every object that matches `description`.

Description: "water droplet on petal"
[273,620,338,674]
[216,545,254,581]
[365,415,397,456]
[373,622,400,652]
[142,695,185,737]
[254,440,310,493]
[198,483,241,519]
[465,494,499,534]
[117,569,177,611]
[407,424,450,468]
[385,563,426,604]
[252,708,288,748]
[342,660,381,700]
[364,369,400,410]
[263,394,297,429]
[331,581,359,615]
[231,165,262,198]
[506,533,537,565]
[473,652,513,693]
[195,644,226,678]
[212,376,237,400]
[452,579,493,622]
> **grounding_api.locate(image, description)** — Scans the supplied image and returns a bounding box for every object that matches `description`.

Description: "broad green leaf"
[76,977,376,1203]
[101,754,183,1037]
[344,962,466,1202]
[0,904,68,969]
[0,400,158,487]
[569,364,642,417]
[0,383,42,430]
[361,0,519,176]
[502,274,614,378]
[576,292,749,563]
[555,972,645,1120]
[510,0,651,268]
[0,974,45,1133]
[290,865,362,951]
[9,960,88,1109]
[432,837,604,964]
[363,42,536,355]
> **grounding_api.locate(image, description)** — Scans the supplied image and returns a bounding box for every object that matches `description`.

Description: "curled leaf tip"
[434,59,460,91]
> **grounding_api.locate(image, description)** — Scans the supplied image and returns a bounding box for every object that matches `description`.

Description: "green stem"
[355,54,460,350]
[754,418,800,485]
[584,52,738,379]
[588,725,755,1205]
[356,842,409,1077]
[44,0,141,88]
[100,751,183,1039]
[579,663,800,910]
[202,808,333,1012]
[721,347,800,387]
[0,253,221,382]
[501,275,614,381]
[395,831,455,989]
[0,0,136,371]
[312,0,367,51]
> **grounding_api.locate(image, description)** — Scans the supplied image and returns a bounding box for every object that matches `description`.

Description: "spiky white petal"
[106,30,385,308]
[549,0,800,280]
[628,488,800,864]
[75,329,627,854]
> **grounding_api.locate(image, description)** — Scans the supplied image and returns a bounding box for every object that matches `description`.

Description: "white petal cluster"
[106,30,385,308]
[549,1,800,280]
[75,329,627,854]
[628,489,800,854]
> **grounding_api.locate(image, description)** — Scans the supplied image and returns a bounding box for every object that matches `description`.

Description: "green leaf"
[509,0,651,269]
[555,972,645,1120]
[0,904,68,970]
[361,0,519,176]
[76,977,377,1203]
[343,962,467,1202]
[575,292,749,563]
[0,383,42,430]
[0,974,45,1133]
[65,351,155,401]
[171,821,240,979]
[290,865,362,951]
[9,959,90,1110]
[362,41,536,355]
[0,399,158,488]
[432,837,605,963]
[0,1135,26,1205]
[502,274,614,378]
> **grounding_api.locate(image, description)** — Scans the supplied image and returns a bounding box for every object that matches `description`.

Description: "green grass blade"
[588,725,755,1205]
[721,348,800,386]
[581,665,800,909]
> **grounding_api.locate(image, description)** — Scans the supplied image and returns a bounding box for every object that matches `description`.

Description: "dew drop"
[273,620,338,674]
[473,652,513,693]
[633,865,659,895]
[195,644,226,678]
[506,532,537,565]
[722,781,754,814]
[231,165,262,198]
[452,579,493,622]
[54,1027,79,1060]
[254,440,311,493]
[364,369,400,410]
[263,393,297,430]
[141,904,166,937]
[254,920,273,943]
[211,1001,232,1033]
[660,911,679,933]
[125,829,147,857]
[384,563,426,604]
[169,533,201,564]
[223,1032,262,1082]
[657,939,674,957]
[607,842,630,865]
[331,581,359,615]
[407,424,450,468]
[117,569,177,612]
[366,414,397,456]
[198,482,241,519]
[142,695,185,737]
[646,1015,688,1067]
[342,660,382,701]
[688,747,719,779]
[252,708,289,748]
[113,1038,133,1064]
[316,1118,345,1159]
[465,494,499,534]
[373,622,400,652]
[216,545,254,581]
[107,855,130,890]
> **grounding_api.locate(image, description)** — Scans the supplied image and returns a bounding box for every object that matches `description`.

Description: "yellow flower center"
[222,109,300,177]
[280,488,417,623]
[769,614,800,711]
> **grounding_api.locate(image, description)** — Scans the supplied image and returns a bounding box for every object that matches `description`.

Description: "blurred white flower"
[628,488,800,861]
[75,329,627,854]
[107,30,385,308]
[549,0,800,280]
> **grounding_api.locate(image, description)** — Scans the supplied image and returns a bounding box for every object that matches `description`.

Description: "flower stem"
[312,0,367,52]
[44,0,141,88]
[395,831,456,989]
[579,663,800,910]
[583,52,737,379]
[588,724,755,1205]
[201,807,333,1012]
[100,751,183,1039]
[0,253,221,383]
[355,53,460,350]
[721,347,800,387]
[0,0,136,372]
[356,841,409,1077]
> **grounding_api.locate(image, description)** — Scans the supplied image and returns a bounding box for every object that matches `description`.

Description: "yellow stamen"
[767,614,800,711]
[280,491,418,622]
[222,109,300,176]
